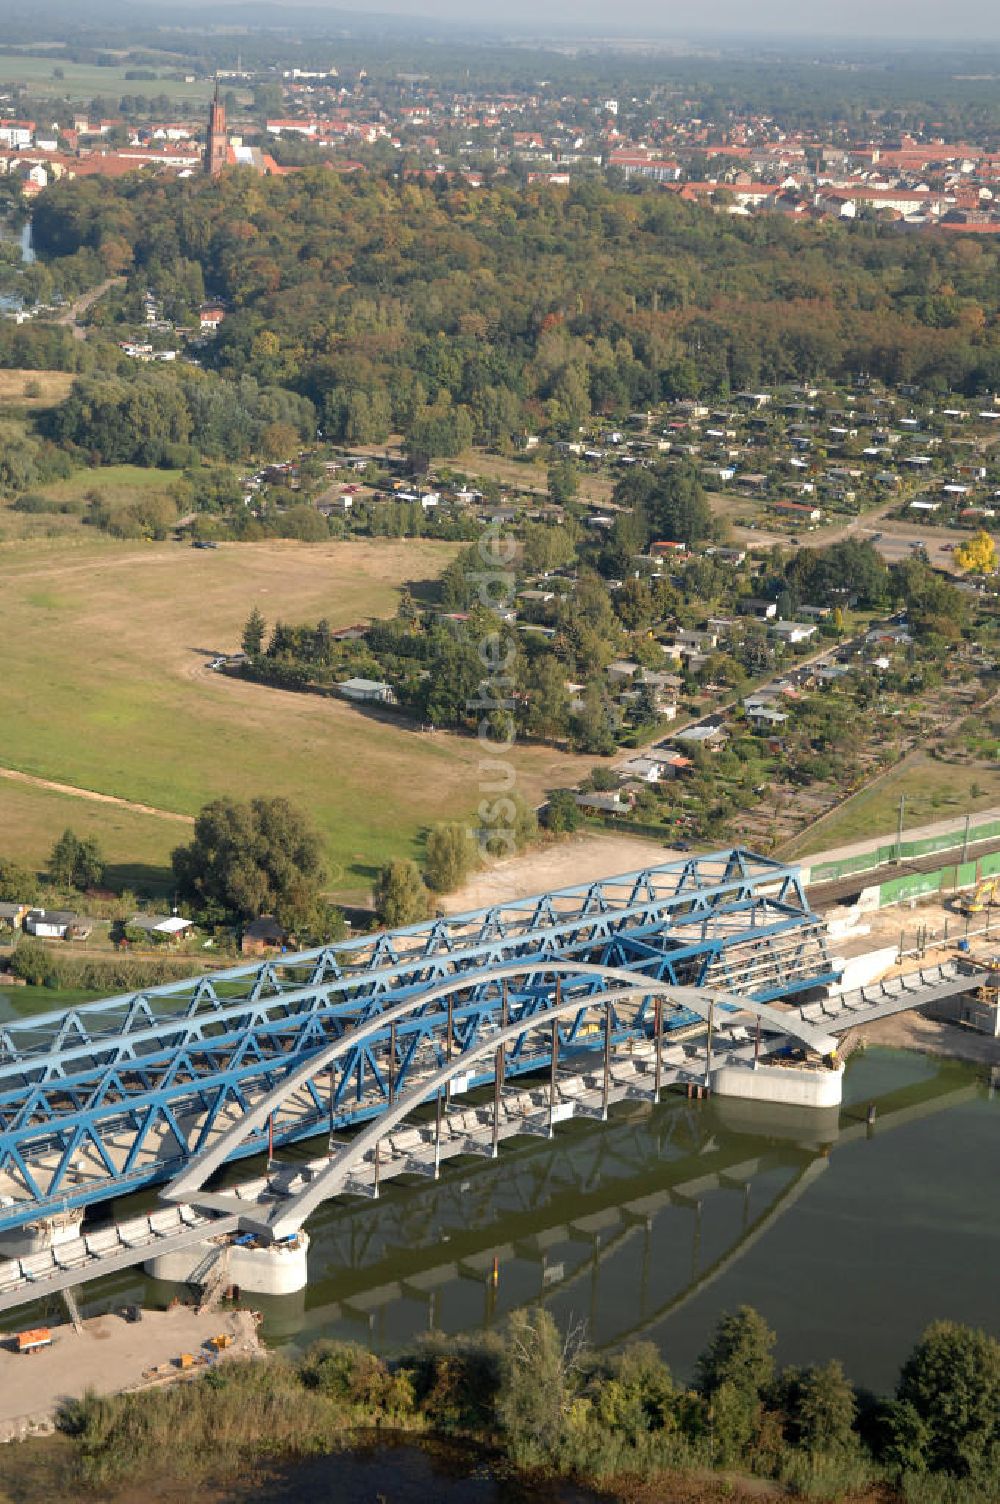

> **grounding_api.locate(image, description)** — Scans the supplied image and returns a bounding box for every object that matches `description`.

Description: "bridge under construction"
[0,847,987,1313]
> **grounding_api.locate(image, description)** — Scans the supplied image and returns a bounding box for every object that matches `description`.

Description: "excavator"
[955,877,1000,917]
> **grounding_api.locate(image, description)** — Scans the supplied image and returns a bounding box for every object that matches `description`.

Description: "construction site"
[0,812,997,1432]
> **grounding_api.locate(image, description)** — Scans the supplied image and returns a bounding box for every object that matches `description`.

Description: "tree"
[570,682,617,755]
[954,528,997,575]
[242,605,266,657]
[697,1306,776,1462]
[73,837,106,891]
[172,797,327,928]
[47,828,105,891]
[543,788,581,833]
[649,461,713,545]
[792,1361,857,1455]
[0,858,37,903]
[895,1321,1000,1476]
[498,1309,585,1467]
[372,859,429,928]
[259,421,299,461]
[476,792,538,858]
[425,823,480,893]
[48,828,80,888]
[520,654,571,741]
[547,459,578,507]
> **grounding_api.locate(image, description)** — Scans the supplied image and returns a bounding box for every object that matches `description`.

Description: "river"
[0,215,34,312]
[2,1004,994,1395]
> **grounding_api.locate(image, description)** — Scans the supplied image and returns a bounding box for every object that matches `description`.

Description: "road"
[53,276,124,339]
[729,490,964,572]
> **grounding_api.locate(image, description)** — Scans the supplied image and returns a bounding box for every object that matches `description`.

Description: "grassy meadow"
[0,535,587,899]
[0,459,182,541]
[781,752,1000,859]
[0,53,220,105]
[0,369,75,409]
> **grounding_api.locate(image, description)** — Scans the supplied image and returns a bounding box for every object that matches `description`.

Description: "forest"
[26,167,1000,469]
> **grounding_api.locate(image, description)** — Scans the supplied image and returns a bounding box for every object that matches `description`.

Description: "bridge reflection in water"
[10,1051,990,1374]
[205,1052,983,1354]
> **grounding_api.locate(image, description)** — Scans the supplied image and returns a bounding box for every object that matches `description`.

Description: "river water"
[2,1011,994,1395]
[0,216,34,312]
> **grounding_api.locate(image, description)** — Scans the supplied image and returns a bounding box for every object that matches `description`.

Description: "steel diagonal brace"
[163,960,838,1215]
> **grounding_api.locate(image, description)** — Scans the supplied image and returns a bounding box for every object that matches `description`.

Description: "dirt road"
[0,765,193,825]
[53,276,124,339]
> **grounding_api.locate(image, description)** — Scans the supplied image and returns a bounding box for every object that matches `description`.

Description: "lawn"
[0,535,588,899]
[780,752,1000,859]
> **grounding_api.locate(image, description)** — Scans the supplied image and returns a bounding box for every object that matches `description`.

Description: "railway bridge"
[0,847,986,1312]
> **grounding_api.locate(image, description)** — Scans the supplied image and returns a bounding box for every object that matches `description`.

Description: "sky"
[225,0,1000,43]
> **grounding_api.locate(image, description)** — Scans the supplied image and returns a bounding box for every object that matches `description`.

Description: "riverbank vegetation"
[7,1307,993,1504]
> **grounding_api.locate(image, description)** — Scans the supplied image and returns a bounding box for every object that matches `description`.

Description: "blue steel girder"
[0,900,827,1104]
[0,849,811,1063]
[0,849,834,1230]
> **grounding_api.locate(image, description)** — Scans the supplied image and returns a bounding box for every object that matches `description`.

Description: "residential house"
[24,909,88,939]
[0,902,28,933]
[739,598,778,621]
[338,677,397,705]
[814,664,851,687]
[798,604,831,621]
[618,755,667,783]
[674,627,719,652]
[674,724,727,751]
[241,916,288,956]
[769,621,817,645]
[575,790,632,814]
[771,500,822,524]
[745,705,789,730]
[660,753,694,778]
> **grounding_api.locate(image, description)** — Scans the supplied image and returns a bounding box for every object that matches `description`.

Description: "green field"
[0,461,182,541]
[781,753,1000,859]
[0,53,218,105]
[0,776,190,893]
[35,464,179,501]
[0,535,587,900]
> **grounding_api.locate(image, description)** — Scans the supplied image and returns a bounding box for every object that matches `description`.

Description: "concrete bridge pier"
[711,1059,844,1108]
[0,1208,85,1259]
[145,1229,310,1298]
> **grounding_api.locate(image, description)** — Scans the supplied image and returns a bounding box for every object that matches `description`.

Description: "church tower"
[206,80,227,177]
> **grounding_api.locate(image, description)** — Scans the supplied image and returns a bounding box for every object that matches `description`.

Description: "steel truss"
[0,849,836,1232]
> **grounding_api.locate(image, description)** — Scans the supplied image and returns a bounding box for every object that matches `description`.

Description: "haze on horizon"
[199,0,1000,44]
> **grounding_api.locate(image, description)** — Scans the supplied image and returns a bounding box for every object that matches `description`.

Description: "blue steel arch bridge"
[0,845,984,1310]
[0,848,836,1235]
